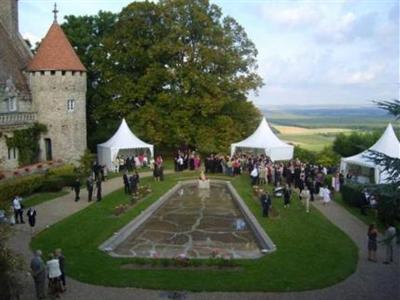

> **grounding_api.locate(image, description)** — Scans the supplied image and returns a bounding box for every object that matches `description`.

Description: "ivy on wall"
[6,123,47,166]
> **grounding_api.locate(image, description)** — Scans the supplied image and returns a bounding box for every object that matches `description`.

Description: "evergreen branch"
[373,100,400,119]
[365,150,400,186]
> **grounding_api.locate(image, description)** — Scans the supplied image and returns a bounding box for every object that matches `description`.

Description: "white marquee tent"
[97,118,154,171]
[230,117,294,161]
[340,123,400,184]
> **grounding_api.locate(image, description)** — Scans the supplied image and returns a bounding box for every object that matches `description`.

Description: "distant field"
[264,107,396,131]
[263,107,399,152]
[272,124,351,152]
[274,125,351,135]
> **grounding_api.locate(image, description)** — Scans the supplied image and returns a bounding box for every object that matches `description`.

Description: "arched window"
[67,98,76,112]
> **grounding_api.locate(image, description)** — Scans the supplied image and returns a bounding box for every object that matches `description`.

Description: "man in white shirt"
[12,195,24,224]
[383,224,397,264]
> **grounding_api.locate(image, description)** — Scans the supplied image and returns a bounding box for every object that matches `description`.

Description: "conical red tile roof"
[27,22,86,71]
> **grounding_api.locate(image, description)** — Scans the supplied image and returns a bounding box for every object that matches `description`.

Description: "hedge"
[0,175,44,208]
[0,166,77,209]
[38,175,76,193]
[341,184,364,207]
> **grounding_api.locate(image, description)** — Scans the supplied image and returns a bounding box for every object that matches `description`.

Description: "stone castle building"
[0,0,87,170]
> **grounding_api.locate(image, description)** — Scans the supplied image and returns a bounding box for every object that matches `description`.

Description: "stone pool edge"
[99,180,277,257]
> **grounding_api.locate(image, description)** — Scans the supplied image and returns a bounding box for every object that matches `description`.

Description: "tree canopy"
[332,131,381,157]
[62,0,263,153]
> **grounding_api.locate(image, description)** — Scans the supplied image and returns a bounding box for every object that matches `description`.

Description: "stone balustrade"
[0,112,37,126]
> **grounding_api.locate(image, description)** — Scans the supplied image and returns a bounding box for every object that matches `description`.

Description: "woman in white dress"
[322,186,331,206]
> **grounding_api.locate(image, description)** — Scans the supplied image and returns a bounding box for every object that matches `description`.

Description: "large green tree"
[62,11,119,149]
[332,131,381,157]
[62,0,263,153]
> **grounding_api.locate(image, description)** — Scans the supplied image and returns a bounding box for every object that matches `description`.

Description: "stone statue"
[5,77,17,97]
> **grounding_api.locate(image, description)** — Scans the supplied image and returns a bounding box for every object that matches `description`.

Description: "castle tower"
[0,0,19,38]
[26,13,87,164]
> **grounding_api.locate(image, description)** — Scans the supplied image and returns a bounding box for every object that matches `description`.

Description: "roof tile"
[27,22,86,72]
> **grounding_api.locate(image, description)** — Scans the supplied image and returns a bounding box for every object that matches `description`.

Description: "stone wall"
[0,0,18,39]
[29,70,87,164]
[0,131,18,170]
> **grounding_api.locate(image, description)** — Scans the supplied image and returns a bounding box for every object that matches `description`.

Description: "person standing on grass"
[283,184,291,208]
[123,171,130,194]
[382,224,397,264]
[73,177,80,202]
[86,175,94,202]
[55,248,66,292]
[367,224,378,262]
[250,165,259,186]
[300,185,311,213]
[30,250,46,300]
[260,191,272,217]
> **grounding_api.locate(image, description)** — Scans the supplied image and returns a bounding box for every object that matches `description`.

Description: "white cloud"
[314,11,377,44]
[262,6,319,27]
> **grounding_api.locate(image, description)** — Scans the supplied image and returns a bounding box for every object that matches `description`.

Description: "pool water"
[113,183,263,258]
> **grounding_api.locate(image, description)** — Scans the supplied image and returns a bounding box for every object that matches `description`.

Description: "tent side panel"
[97,146,113,171]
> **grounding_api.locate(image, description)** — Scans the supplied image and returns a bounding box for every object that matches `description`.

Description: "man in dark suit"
[260,190,272,217]
[96,178,102,201]
[73,178,80,202]
[86,175,94,202]
[123,172,130,194]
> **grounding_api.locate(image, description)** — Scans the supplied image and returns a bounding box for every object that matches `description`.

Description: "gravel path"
[7,175,399,300]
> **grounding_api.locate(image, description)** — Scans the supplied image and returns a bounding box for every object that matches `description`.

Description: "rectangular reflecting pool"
[100,180,276,259]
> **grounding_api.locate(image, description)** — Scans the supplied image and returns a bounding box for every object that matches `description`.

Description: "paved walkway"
[8,175,400,300]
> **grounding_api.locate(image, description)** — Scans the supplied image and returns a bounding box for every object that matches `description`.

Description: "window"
[67,99,76,112]
[8,147,17,160]
[8,97,17,112]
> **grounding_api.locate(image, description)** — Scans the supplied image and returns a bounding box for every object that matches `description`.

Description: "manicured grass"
[22,191,69,208]
[31,173,357,292]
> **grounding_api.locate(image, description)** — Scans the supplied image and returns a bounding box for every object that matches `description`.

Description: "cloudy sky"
[19,0,399,108]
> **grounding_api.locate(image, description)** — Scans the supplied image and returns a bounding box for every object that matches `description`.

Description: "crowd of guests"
[113,153,149,172]
[30,248,66,299]
[174,150,201,172]
[3,149,398,300]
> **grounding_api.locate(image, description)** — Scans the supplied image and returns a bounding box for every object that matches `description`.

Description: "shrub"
[38,177,67,193]
[293,146,316,163]
[58,174,78,187]
[324,175,333,187]
[47,164,75,177]
[341,184,364,207]
[0,175,44,208]
[78,150,96,176]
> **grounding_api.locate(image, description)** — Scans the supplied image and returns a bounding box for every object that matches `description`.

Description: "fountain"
[100,180,276,259]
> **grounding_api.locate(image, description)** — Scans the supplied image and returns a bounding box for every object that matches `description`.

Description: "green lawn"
[31,173,357,292]
[22,191,69,208]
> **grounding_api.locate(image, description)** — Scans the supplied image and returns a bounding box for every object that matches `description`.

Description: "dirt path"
[8,174,399,300]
